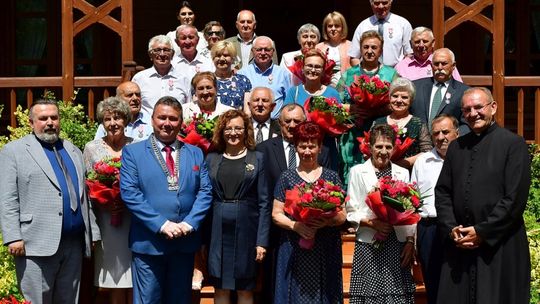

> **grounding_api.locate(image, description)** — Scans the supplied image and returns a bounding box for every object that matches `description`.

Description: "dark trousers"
[417,217,443,304]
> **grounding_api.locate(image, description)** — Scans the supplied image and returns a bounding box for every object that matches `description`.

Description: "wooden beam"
[432,0,445,48]
[120,0,133,64]
[492,0,505,126]
[73,0,121,36]
[62,0,75,102]
[445,0,493,33]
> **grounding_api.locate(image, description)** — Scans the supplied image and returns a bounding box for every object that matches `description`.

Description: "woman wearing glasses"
[206,109,271,304]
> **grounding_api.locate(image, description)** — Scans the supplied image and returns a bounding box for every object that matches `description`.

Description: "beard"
[35,131,59,143]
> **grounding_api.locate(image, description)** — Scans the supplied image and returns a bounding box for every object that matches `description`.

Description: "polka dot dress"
[349,167,415,304]
[273,168,344,304]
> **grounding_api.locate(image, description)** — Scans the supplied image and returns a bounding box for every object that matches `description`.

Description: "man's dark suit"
[411,77,470,134]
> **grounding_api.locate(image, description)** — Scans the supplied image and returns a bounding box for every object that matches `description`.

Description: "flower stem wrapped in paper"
[346,75,391,125]
[303,96,353,137]
[85,157,123,227]
[287,48,336,85]
[365,176,426,248]
[284,179,348,249]
[178,113,217,154]
[356,125,415,161]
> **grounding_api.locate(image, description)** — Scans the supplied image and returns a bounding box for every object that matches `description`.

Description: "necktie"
[288,144,296,169]
[52,146,78,212]
[377,19,385,37]
[163,145,175,175]
[429,82,444,123]
[256,123,264,144]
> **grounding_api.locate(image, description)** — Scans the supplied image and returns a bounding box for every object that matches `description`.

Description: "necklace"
[224,147,247,159]
[151,135,180,191]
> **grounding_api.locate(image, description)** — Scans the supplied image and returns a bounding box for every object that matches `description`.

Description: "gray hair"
[147,35,173,52]
[252,36,275,49]
[279,103,306,121]
[29,99,58,120]
[297,23,321,45]
[411,26,434,41]
[433,47,456,64]
[389,77,416,101]
[432,113,459,131]
[176,24,198,38]
[251,87,275,104]
[96,96,132,124]
[462,87,495,105]
[237,10,256,23]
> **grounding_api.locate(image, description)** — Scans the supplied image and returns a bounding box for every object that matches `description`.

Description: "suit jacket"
[345,161,415,243]
[256,136,331,200]
[411,77,470,134]
[225,35,279,70]
[120,138,212,255]
[0,135,100,257]
[206,151,271,278]
[252,118,281,143]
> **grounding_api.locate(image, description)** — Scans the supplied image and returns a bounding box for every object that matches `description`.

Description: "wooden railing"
[0,62,140,130]
[461,75,540,143]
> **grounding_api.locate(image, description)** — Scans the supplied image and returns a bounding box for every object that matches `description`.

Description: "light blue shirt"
[284,85,342,107]
[238,63,292,119]
[94,112,153,142]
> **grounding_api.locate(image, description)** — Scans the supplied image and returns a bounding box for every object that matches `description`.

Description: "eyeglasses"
[304,64,323,71]
[461,102,493,114]
[254,47,274,53]
[150,48,173,55]
[206,31,222,37]
[224,127,245,134]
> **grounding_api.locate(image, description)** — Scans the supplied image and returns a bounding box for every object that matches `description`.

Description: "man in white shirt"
[174,24,215,82]
[247,87,280,144]
[348,0,412,67]
[411,113,459,304]
[132,35,191,118]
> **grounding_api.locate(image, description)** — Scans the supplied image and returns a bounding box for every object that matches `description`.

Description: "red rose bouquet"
[356,125,415,161]
[303,96,353,136]
[346,75,391,124]
[284,179,348,249]
[365,176,424,247]
[0,296,30,304]
[287,48,336,85]
[85,157,123,227]
[178,113,217,154]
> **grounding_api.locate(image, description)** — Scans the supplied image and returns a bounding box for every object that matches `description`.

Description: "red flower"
[193,165,199,171]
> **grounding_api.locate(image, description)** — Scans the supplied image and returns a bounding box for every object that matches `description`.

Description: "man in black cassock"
[435,87,531,304]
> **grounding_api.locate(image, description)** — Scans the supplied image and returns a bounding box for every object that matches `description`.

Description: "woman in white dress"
[83,97,134,304]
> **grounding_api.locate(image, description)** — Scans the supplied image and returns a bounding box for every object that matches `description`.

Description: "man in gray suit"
[0,99,100,304]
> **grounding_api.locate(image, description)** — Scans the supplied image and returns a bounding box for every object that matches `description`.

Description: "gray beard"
[35,132,59,144]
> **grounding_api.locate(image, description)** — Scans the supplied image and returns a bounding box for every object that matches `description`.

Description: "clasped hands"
[451,225,482,249]
[292,217,334,240]
[161,221,192,239]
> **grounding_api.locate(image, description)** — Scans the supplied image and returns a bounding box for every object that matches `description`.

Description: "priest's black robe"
[435,123,531,304]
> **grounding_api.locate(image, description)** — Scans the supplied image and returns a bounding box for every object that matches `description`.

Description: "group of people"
[0,0,532,304]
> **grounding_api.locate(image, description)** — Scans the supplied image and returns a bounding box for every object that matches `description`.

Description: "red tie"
[163,145,175,175]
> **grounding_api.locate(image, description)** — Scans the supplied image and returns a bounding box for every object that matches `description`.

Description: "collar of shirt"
[236,33,257,45]
[433,78,451,88]
[253,63,274,75]
[149,65,177,78]
[370,13,391,24]
[425,148,444,163]
[176,51,203,65]
[252,118,270,129]
[410,53,433,67]
[129,112,146,126]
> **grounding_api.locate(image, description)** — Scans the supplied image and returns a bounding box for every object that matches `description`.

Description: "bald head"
[116,81,142,116]
[236,10,256,41]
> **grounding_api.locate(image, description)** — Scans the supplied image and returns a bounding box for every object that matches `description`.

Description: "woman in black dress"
[206,109,271,304]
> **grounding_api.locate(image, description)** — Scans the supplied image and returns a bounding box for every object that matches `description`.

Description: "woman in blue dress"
[272,122,345,304]
[211,41,252,109]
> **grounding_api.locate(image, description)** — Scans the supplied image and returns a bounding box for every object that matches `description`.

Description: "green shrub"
[0,235,22,301]
[528,144,540,303]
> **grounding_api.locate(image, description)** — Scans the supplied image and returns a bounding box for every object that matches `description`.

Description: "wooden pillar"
[61,0,75,102]
[492,0,504,125]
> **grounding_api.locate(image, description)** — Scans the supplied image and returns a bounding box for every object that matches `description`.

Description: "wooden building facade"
[1,0,539,141]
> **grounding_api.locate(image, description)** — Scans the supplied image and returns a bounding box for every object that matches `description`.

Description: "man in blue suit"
[120,96,212,303]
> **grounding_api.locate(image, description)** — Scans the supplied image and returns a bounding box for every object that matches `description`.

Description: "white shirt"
[174,51,215,83]
[429,80,450,115]
[132,65,191,118]
[182,101,234,122]
[282,140,298,168]
[348,13,413,67]
[410,148,445,218]
[251,118,271,142]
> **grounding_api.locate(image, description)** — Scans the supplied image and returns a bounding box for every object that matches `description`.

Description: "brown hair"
[212,109,256,152]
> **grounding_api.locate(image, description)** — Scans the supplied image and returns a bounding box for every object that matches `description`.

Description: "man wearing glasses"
[410,47,470,134]
[132,35,191,119]
[435,87,531,304]
[238,36,292,119]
